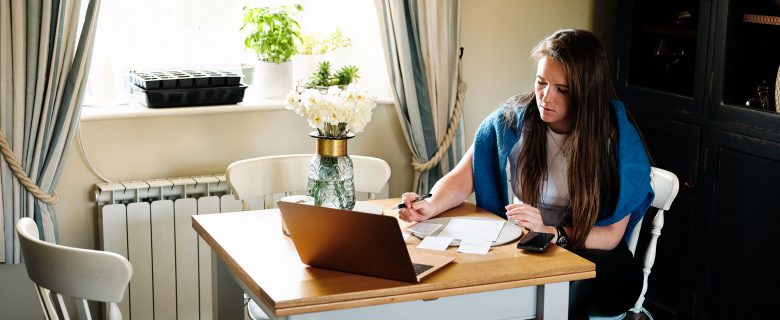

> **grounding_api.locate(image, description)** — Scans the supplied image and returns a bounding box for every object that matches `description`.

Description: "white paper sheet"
[457,238,492,255]
[417,236,453,251]
[437,218,504,242]
[352,201,383,214]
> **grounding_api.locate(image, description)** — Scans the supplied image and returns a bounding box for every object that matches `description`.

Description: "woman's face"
[534,56,573,134]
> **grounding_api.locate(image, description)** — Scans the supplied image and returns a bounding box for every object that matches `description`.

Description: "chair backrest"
[16,217,133,320]
[625,167,680,314]
[226,154,391,209]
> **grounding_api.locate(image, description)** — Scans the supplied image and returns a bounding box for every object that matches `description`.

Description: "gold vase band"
[316,138,348,157]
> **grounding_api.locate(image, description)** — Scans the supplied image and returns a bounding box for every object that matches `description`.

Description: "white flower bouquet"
[285,85,377,138]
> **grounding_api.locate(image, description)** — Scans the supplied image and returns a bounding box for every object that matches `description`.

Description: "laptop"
[277,201,455,283]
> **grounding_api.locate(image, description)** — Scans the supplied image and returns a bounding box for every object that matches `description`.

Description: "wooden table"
[192,199,595,319]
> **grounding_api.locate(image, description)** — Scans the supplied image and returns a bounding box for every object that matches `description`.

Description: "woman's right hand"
[397,192,437,222]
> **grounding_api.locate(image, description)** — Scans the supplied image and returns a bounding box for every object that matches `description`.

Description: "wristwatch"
[555,225,569,248]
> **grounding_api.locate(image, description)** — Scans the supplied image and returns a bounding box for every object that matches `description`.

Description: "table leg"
[212,251,243,319]
[536,281,568,319]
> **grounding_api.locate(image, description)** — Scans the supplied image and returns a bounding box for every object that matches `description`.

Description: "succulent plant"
[306,61,360,86]
[308,61,333,86]
[333,65,360,86]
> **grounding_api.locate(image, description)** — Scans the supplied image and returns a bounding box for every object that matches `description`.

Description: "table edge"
[274,271,595,316]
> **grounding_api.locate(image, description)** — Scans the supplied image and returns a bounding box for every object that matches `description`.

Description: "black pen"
[393,193,433,209]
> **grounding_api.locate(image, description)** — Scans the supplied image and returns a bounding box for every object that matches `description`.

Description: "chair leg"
[632,211,664,312]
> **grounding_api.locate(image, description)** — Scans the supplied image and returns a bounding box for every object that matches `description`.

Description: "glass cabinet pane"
[627,0,700,97]
[721,1,780,112]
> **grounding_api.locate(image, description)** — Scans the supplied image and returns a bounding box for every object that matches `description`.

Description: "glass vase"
[307,132,355,209]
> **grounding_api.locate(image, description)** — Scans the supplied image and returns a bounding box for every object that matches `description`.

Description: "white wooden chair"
[16,217,133,320]
[225,153,392,319]
[590,166,680,320]
[227,154,391,210]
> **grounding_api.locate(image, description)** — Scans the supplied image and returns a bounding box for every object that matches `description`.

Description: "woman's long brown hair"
[505,29,620,249]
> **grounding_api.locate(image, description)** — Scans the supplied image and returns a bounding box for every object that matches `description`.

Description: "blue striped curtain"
[375,0,466,194]
[0,0,101,264]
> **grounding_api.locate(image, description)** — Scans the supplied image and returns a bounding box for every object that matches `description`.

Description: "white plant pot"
[241,65,255,85]
[253,60,293,99]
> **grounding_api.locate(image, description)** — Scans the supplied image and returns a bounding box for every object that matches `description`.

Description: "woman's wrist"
[426,198,440,217]
[546,225,558,242]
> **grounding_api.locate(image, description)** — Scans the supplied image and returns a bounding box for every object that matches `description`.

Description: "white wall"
[460,0,615,142]
[0,1,613,318]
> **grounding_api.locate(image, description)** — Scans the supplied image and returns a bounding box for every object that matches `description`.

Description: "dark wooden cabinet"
[616,0,780,319]
[699,127,780,320]
[710,0,780,130]
[616,0,709,120]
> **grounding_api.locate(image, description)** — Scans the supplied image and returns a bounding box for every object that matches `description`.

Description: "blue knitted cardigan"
[472,97,654,240]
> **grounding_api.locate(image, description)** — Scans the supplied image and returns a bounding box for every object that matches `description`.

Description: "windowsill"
[80,89,395,122]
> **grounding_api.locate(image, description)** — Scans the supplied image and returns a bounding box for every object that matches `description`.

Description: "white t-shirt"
[508,127,571,226]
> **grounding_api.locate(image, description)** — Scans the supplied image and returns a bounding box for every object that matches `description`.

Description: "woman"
[398,29,654,319]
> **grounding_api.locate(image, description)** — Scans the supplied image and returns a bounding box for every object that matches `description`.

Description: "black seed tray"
[132,84,247,108]
[130,69,242,90]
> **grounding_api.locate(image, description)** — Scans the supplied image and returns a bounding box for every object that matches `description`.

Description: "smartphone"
[516,232,554,252]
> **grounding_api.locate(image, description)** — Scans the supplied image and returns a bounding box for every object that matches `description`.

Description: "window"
[84,0,390,107]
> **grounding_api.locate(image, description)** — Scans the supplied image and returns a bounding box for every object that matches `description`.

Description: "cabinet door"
[631,111,700,320]
[699,129,780,319]
[615,0,711,119]
[709,0,780,132]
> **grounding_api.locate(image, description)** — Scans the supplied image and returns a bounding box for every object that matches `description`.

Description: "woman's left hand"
[505,202,546,232]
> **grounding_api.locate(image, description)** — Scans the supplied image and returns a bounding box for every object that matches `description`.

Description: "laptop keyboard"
[412,263,434,276]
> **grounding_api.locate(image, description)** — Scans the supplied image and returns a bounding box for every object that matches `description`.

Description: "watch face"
[555,226,568,248]
[557,234,568,248]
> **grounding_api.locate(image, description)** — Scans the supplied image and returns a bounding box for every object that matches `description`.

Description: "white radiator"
[94,175,242,320]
